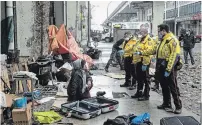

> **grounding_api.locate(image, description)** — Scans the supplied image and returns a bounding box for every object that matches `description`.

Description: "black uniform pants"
[156,61,182,109]
[106,47,123,69]
[124,57,136,85]
[135,62,150,97]
[183,48,195,65]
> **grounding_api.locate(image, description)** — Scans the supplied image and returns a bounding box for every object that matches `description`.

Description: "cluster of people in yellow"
[105,24,183,114]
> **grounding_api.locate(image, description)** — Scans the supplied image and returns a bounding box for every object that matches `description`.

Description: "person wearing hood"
[67,59,93,101]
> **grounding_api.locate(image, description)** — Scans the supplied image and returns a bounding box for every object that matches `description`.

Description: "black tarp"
[1,16,14,54]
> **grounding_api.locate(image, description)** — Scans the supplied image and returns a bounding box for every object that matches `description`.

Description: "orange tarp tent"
[48,24,94,68]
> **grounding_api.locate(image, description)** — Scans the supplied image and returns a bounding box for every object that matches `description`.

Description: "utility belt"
[156,59,167,70]
[156,57,183,72]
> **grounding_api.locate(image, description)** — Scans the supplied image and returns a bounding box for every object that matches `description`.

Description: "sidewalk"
[54,41,200,125]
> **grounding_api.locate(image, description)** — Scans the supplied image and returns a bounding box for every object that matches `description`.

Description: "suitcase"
[83,96,119,113]
[61,101,101,120]
[160,116,200,125]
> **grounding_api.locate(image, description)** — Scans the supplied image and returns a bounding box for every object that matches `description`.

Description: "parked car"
[195,34,202,43]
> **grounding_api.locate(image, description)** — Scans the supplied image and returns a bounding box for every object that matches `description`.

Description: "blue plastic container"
[14,97,27,108]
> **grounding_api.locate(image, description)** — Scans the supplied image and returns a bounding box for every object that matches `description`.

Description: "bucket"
[14,97,27,108]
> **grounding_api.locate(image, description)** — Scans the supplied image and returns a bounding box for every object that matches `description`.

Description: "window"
[196,2,201,13]
[147,8,152,16]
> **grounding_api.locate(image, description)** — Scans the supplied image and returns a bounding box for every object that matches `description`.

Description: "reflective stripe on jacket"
[156,32,181,72]
[122,37,138,58]
[132,34,155,65]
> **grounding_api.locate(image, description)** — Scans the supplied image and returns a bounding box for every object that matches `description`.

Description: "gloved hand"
[151,58,156,63]
[142,65,147,71]
[134,51,141,55]
[164,71,170,77]
[118,50,124,56]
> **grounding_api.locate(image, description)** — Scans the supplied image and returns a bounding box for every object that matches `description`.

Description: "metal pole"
[6,1,14,51]
[87,1,90,46]
[174,1,177,34]
[164,1,166,21]
[40,2,44,56]
[80,5,83,42]
[107,1,112,21]
[75,1,78,41]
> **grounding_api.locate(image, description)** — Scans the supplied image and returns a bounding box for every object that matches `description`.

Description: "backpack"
[103,114,153,125]
[103,115,134,125]
[131,113,153,125]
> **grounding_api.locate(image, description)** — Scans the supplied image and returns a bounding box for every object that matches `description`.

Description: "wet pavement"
[55,41,201,125]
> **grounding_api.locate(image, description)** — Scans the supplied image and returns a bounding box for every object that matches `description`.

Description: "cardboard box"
[12,102,32,122]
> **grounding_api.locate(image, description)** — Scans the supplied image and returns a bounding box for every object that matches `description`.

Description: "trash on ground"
[112,92,130,98]
[104,73,125,79]
[36,97,55,104]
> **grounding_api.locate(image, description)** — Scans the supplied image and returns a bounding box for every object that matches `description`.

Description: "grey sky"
[90,1,122,25]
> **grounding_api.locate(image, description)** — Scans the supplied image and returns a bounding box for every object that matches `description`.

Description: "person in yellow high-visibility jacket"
[156,24,182,114]
[131,28,156,101]
[119,32,137,89]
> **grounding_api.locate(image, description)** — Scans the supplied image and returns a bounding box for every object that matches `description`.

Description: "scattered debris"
[104,73,125,79]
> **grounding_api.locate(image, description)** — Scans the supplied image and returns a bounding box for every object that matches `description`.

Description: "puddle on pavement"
[112,92,130,98]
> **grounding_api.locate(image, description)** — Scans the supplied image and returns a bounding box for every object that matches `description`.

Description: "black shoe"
[105,67,109,72]
[120,83,130,87]
[165,107,174,112]
[174,108,182,114]
[157,104,171,110]
[151,85,159,91]
[138,96,149,101]
[131,93,139,98]
[128,85,136,90]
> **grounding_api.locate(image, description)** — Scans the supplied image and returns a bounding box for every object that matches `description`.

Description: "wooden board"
[1,65,10,92]
[12,63,24,93]
[23,62,31,92]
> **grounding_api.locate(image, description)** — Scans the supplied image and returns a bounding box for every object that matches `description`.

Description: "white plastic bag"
[58,62,73,71]
[0,92,6,108]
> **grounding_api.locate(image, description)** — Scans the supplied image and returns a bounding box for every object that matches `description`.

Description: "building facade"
[1,1,90,58]
[164,1,201,36]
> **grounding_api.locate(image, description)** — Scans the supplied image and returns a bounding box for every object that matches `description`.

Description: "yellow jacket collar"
[162,32,173,40]
[141,34,149,44]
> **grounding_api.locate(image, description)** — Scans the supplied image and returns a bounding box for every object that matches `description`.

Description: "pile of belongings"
[103,113,152,125]
[48,24,93,69]
[86,47,102,59]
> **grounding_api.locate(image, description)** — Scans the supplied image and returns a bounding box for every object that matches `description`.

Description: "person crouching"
[67,59,93,102]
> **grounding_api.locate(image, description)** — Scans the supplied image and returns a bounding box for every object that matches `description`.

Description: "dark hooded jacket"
[67,59,92,101]
[179,31,195,49]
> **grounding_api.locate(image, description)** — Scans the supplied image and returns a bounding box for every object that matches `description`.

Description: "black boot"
[120,82,130,87]
[128,84,136,90]
[131,91,142,98]
[174,108,182,114]
[138,96,149,101]
[157,103,172,110]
